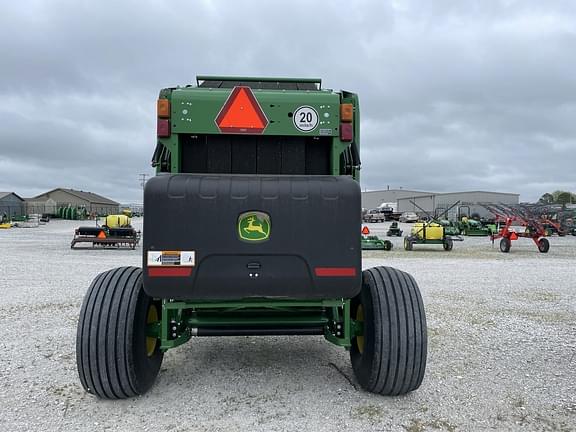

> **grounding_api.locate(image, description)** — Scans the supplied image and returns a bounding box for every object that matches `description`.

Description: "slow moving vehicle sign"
[215,86,269,134]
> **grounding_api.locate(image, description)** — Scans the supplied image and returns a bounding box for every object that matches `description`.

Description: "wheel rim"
[146,304,159,357]
[356,304,365,354]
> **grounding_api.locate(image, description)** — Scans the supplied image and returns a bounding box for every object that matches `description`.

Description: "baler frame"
[148,299,358,351]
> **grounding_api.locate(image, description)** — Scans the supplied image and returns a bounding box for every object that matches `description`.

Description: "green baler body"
[155,77,360,179]
[148,76,362,350]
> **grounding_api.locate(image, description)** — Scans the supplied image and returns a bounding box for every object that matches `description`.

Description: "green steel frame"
[157,82,360,181]
[196,76,322,86]
[146,299,361,351]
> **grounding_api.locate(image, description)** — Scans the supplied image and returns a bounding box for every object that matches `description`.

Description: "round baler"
[76,76,427,398]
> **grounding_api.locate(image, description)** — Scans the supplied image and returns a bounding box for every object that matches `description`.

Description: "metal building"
[361,189,433,209]
[27,188,120,216]
[0,192,26,218]
[397,191,520,219]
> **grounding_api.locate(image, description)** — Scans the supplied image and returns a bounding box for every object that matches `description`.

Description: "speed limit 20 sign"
[293,106,319,132]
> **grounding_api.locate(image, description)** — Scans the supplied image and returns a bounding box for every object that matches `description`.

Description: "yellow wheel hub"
[356,304,365,354]
[146,304,159,357]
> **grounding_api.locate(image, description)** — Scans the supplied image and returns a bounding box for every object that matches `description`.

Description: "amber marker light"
[157,99,170,118]
[340,103,353,122]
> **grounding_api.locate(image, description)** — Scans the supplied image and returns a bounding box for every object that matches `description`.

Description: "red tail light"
[157,119,170,137]
[340,123,353,141]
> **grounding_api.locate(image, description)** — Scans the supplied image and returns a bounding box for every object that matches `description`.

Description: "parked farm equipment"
[459,217,493,236]
[0,213,12,228]
[361,226,393,250]
[58,205,88,220]
[71,214,141,249]
[13,215,40,228]
[437,219,460,236]
[404,201,463,251]
[456,205,494,236]
[386,221,403,237]
[482,203,550,253]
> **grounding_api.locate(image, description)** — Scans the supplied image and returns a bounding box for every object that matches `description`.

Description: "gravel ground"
[0,220,575,431]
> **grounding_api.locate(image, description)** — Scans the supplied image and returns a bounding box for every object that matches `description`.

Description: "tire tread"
[351,266,427,395]
[76,266,160,399]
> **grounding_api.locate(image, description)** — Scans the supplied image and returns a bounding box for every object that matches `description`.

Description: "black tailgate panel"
[143,174,361,300]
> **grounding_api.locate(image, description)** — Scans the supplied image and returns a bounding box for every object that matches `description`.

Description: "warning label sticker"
[147,251,195,267]
[293,106,319,132]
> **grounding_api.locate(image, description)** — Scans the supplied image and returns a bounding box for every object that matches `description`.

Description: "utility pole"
[138,174,148,216]
[139,173,148,192]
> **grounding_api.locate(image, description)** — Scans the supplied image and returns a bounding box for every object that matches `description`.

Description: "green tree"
[538,193,554,204]
[538,191,575,205]
[556,191,573,205]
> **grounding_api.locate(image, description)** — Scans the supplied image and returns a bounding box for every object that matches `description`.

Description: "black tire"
[443,238,453,251]
[538,237,550,253]
[404,237,413,251]
[350,267,427,395]
[499,238,511,253]
[76,266,163,399]
[383,240,393,251]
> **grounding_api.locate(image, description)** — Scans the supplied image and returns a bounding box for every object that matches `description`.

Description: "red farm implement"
[482,203,550,253]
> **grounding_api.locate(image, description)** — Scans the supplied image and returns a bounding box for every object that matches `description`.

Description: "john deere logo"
[238,211,270,242]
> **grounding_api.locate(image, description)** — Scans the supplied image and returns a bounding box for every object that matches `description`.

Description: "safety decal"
[147,251,195,267]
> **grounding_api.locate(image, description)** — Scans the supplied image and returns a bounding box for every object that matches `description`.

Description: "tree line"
[538,190,576,205]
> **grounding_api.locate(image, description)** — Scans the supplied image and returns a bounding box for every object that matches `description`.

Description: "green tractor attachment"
[403,201,463,251]
[76,76,427,399]
[386,221,403,237]
[438,219,461,236]
[361,226,393,250]
[459,217,492,236]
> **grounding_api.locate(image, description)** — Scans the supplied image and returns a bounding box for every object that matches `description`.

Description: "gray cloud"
[1,0,575,202]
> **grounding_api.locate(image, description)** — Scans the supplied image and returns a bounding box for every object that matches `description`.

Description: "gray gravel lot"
[0,220,575,431]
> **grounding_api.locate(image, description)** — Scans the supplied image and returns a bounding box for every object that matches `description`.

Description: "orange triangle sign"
[215,86,269,134]
[362,226,370,235]
[97,230,106,239]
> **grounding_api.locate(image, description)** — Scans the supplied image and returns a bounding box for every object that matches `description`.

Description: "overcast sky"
[1,0,575,203]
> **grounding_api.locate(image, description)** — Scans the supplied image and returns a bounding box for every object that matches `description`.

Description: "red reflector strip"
[148,267,192,277]
[315,267,357,277]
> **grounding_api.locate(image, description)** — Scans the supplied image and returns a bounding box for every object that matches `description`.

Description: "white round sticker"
[293,106,319,132]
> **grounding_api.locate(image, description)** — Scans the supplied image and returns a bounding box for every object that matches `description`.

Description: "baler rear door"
[143,174,361,300]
